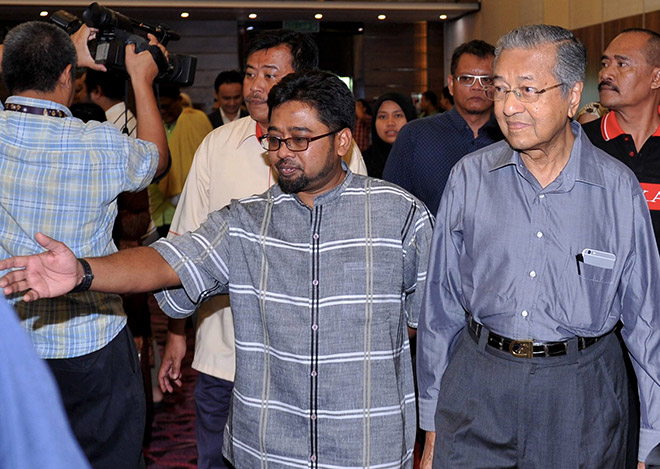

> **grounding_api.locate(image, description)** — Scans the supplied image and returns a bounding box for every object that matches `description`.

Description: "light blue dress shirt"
[417,121,660,461]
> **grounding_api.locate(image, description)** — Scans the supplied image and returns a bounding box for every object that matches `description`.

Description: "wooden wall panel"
[360,21,444,102]
[427,22,446,97]
[645,9,660,30]
[603,14,644,44]
[573,23,603,104]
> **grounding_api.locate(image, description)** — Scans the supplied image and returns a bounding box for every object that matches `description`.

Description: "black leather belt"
[466,314,602,358]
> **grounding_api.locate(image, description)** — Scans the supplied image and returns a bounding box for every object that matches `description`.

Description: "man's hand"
[158,329,187,393]
[70,24,106,71]
[124,33,168,87]
[420,431,436,469]
[638,462,646,469]
[0,232,80,302]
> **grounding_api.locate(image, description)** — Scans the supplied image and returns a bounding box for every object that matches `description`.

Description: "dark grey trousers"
[433,327,629,468]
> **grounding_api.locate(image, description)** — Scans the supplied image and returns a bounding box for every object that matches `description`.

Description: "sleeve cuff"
[418,397,438,432]
[639,428,660,463]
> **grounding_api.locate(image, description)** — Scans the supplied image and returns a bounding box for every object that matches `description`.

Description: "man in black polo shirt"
[582,27,660,469]
[582,28,660,243]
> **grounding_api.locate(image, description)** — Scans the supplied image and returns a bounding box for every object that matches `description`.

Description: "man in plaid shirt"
[0,21,169,468]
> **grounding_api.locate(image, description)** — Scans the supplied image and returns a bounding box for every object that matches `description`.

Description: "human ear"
[336,128,353,157]
[566,81,584,119]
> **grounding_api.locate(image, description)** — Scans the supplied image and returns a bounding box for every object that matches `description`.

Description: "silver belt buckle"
[509,339,534,358]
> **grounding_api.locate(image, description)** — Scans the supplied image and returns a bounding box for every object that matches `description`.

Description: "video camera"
[50,2,196,86]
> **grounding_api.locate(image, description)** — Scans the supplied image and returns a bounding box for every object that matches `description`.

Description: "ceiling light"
[358,27,364,32]
[248,13,257,19]
[314,13,323,20]
[40,10,48,17]
[439,14,448,20]
[180,12,190,18]
[247,26,254,31]
[377,14,387,21]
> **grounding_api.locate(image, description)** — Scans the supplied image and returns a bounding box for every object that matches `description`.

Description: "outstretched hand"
[0,232,80,302]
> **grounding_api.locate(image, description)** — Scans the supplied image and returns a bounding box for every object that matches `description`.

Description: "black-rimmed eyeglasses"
[259,130,340,152]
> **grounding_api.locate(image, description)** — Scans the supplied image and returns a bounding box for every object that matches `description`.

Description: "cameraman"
[0,21,168,468]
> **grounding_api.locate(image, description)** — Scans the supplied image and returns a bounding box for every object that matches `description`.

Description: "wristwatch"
[70,258,94,293]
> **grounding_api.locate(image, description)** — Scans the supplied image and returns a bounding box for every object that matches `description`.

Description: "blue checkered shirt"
[0,96,159,358]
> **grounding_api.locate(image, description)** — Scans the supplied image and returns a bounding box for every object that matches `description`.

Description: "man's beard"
[278,171,310,194]
[276,142,337,195]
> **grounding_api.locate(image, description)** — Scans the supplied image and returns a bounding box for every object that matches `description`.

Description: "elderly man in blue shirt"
[416,24,660,468]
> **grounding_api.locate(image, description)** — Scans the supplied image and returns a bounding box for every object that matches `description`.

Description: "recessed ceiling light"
[247,26,254,31]
[248,13,257,19]
[439,14,448,20]
[314,13,323,20]
[40,10,48,17]
[358,27,364,32]
[180,12,190,18]
[377,14,387,21]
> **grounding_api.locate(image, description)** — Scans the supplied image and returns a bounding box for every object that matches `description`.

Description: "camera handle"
[126,34,169,76]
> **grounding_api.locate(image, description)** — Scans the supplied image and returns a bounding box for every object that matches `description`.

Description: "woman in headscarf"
[362,92,417,179]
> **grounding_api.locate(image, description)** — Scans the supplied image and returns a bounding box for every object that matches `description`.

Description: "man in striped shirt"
[0,70,433,469]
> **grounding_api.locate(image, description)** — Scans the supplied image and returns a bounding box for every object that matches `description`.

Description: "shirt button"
[311,455,316,462]
[312,279,319,286]
[536,231,543,238]
[629,151,635,157]
[529,271,536,278]
[521,310,529,317]
[539,194,545,199]
[311,371,317,377]
[313,233,319,240]
[310,414,317,420]
[312,324,318,331]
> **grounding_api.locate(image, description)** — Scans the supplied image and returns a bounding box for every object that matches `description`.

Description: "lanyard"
[5,102,67,118]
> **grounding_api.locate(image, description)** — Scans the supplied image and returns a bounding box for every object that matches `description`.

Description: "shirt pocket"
[573,250,616,285]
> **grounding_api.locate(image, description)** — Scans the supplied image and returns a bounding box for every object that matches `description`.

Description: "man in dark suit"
[207,70,248,128]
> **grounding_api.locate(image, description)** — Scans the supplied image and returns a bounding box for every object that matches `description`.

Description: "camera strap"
[5,103,67,118]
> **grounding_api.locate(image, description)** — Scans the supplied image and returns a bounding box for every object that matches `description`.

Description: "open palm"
[0,232,80,302]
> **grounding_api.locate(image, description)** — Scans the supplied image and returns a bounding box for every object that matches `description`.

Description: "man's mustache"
[245,93,266,103]
[598,80,619,92]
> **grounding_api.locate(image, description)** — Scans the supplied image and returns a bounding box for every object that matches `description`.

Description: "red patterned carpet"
[144,305,199,468]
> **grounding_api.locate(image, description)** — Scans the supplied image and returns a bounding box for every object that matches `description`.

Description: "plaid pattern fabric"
[0,96,159,358]
[153,171,434,468]
[354,114,372,152]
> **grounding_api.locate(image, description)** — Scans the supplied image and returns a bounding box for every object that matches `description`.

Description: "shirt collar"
[220,107,241,125]
[235,117,260,148]
[446,107,499,135]
[5,96,72,118]
[600,106,660,141]
[313,160,354,206]
[490,121,606,189]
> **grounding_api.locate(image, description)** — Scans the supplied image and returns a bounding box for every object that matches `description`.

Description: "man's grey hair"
[494,24,586,98]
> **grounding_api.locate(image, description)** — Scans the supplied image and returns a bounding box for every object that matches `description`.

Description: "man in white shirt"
[86,69,136,135]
